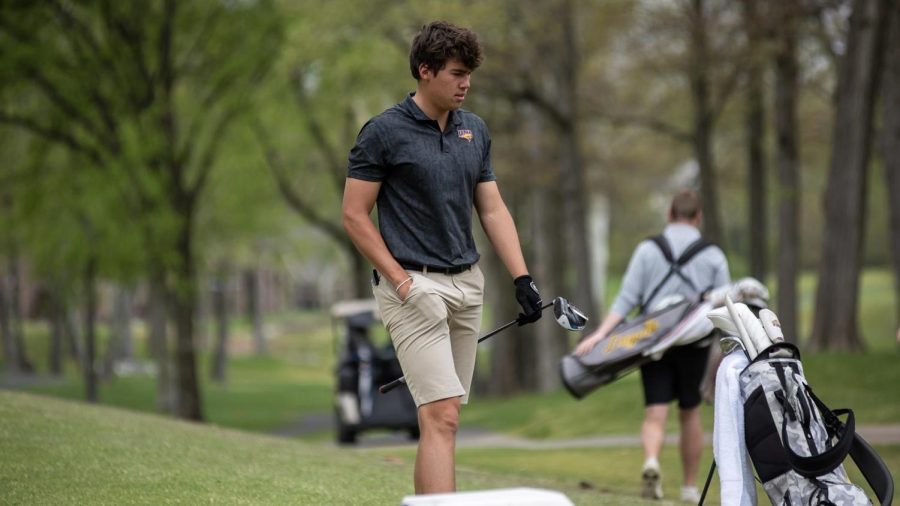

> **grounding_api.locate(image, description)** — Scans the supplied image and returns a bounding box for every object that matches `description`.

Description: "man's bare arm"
[474,181,528,279]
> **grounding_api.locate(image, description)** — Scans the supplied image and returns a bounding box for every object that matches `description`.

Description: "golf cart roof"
[330,299,380,320]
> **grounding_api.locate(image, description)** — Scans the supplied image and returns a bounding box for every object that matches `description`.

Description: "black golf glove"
[514,275,543,326]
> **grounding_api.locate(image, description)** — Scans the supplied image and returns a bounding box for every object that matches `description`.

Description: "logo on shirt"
[457,129,473,142]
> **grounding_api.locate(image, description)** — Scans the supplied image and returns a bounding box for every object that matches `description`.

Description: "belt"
[400,262,473,275]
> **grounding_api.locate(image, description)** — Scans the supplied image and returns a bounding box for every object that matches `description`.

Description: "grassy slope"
[0,391,653,505]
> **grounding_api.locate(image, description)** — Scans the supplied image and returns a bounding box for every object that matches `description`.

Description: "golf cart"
[331,299,419,445]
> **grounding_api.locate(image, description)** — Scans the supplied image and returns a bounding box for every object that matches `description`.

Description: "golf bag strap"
[850,432,895,506]
[698,459,716,505]
[808,387,894,506]
[780,391,856,479]
[640,236,714,314]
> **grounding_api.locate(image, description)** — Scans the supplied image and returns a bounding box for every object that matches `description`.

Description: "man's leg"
[415,396,461,494]
[642,403,668,461]
[641,403,668,499]
[679,405,703,487]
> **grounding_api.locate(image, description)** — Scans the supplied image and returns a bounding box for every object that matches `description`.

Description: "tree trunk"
[689,0,724,247]
[487,243,523,396]
[104,286,134,377]
[210,267,229,383]
[557,0,596,326]
[48,290,64,375]
[0,275,20,377]
[147,273,174,414]
[244,268,267,355]
[811,0,890,351]
[84,256,98,403]
[744,0,767,282]
[64,308,84,372]
[882,0,900,333]
[773,4,800,343]
[534,184,569,390]
[172,209,203,421]
[7,254,33,373]
[532,182,569,392]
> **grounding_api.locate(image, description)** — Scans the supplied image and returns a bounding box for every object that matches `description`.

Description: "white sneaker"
[680,485,701,503]
[641,458,663,499]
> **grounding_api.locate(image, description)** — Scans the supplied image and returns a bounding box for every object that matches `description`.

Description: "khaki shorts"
[373,265,484,407]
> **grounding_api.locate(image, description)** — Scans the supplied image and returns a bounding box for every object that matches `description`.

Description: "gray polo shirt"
[610,223,731,316]
[347,94,496,268]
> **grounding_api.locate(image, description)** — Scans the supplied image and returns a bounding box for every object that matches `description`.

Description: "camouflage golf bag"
[742,343,874,504]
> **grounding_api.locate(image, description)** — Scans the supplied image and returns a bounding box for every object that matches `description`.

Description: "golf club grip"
[379,376,405,394]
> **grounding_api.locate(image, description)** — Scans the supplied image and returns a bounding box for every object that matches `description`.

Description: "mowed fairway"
[1,391,663,505]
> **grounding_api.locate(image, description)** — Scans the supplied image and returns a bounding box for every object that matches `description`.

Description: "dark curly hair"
[409,21,483,80]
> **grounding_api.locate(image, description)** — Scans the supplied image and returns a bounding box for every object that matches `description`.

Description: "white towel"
[713,351,757,506]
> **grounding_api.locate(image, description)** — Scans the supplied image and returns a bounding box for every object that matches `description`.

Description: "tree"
[882,0,900,333]
[811,0,891,350]
[0,1,282,419]
[772,1,801,343]
[881,1,900,328]
[742,0,768,282]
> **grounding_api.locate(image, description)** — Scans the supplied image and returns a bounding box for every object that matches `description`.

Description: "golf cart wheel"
[408,426,420,441]
[334,408,357,445]
[337,421,357,444]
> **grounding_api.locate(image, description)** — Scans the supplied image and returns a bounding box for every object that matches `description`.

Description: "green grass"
[0,390,660,505]
[11,311,336,433]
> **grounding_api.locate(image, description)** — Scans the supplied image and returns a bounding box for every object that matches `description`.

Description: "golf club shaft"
[478,301,553,343]
[379,301,553,394]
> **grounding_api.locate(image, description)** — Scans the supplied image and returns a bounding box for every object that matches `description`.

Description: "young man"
[574,189,730,503]
[342,21,542,494]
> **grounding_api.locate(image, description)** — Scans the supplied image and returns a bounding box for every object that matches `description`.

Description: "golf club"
[378,296,588,394]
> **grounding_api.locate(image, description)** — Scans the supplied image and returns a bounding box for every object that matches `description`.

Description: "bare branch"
[252,120,349,246]
[0,111,105,166]
[605,112,692,144]
[187,107,239,201]
[290,67,345,193]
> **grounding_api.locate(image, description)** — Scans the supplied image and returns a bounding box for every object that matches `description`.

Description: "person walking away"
[342,21,543,495]
[574,189,730,502]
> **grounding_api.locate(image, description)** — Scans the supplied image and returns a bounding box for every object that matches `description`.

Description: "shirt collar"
[402,92,463,127]
[664,222,701,238]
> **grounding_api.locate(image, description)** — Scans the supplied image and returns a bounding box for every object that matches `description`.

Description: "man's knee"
[419,398,461,435]
[679,405,701,424]
[644,404,668,424]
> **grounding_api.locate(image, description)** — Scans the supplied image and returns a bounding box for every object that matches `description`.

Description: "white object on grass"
[400,488,575,506]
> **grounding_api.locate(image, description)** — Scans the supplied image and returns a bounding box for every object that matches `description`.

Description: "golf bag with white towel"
[559,277,769,399]
[701,297,894,506]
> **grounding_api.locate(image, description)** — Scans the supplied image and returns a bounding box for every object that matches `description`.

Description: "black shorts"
[639,342,710,409]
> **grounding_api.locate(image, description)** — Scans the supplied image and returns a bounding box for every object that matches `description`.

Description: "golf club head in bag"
[554,297,589,331]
